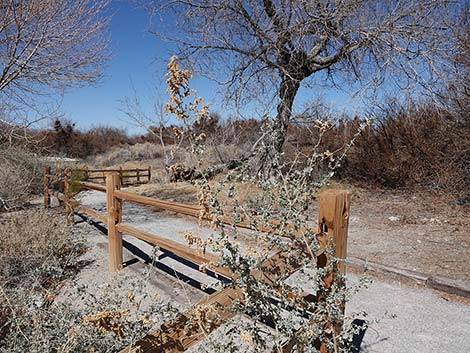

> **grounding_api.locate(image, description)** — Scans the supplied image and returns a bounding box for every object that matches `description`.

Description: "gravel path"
[69,190,470,353]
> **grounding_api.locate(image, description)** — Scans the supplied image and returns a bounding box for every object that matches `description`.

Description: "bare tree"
[441,4,469,115]
[145,0,461,160]
[0,0,110,109]
[0,0,110,208]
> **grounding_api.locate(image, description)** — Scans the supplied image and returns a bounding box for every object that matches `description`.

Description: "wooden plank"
[64,170,74,225]
[76,205,107,224]
[50,189,106,226]
[280,189,351,353]
[114,190,201,215]
[73,167,150,175]
[117,220,314,298]
[116,223,233,279]
[120,287,242,353]
[106,173,123,272]
[87,169,121,173]
[113,190,314,239]
[317,189,350,275]
[115,175,123,224]
[86,177,150,186]
[77,181,107,192]
[85,175,107,180]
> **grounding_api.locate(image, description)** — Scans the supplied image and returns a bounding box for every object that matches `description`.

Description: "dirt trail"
[66,189,470,353]
[343,189,470,281]
[128,183,470,282]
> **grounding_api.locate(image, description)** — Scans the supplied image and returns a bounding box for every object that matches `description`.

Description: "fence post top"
[317,188,351,197]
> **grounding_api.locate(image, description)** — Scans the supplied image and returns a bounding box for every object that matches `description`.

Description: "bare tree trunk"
[273,76,300,154]
[249,76,300,177]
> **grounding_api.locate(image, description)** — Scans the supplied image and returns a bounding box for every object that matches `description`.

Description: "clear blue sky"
[59,1,360,135]
[60,1,164,133]
[60,1,225,134]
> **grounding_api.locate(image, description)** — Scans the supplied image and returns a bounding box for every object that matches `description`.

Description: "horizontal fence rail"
[43,167,350,353]
[75,180,312,238]
[72,166,151,186]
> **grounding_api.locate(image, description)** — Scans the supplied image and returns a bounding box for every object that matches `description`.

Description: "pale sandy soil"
[344,188,470,281]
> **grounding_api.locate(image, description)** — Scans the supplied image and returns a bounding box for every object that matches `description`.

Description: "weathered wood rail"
[43,167,350,353]
[73,166,151,186]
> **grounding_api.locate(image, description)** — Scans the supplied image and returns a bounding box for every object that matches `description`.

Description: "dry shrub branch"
[161,56,369,353]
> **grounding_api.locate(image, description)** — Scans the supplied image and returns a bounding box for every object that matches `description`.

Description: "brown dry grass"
[128,182,198,204]
[128,180,263,210]
[0,147,44,209]
[0,209,83,289]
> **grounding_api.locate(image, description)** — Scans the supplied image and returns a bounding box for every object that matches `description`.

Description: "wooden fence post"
[317,189,350,275]
[106,172,123,272]
[114,172,123,225]
[148,166,151,182]
[136,169,140,182]
[43,166,51,208]
[64,169,74,225]
[84,166,89,181]
[316,189,351,353]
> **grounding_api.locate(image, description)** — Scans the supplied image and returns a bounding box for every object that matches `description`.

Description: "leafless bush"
[91,142,164,167]
[343,102,470,202]
[0,208,81,344]
[0,209,81,289]
[27,120,135,159]
[277,97,469,202]
[0,210,177,353]
[0,147,44,210]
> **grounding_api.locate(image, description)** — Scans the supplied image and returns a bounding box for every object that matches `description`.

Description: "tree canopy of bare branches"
[0,0,110,146]
[0,0,110,104]
[146,0,463,155]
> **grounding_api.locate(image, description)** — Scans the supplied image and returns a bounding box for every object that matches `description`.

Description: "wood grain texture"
[317,189,350,275]
[77,181,107,192]
[106,172,123,272]
[76,205,107,224]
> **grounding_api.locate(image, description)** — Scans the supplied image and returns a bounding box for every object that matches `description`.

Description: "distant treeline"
[3,100,468,201]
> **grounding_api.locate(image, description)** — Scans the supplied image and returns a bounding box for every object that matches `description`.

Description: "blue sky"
[60,1,227,134]
[60,1,162,133]
[58,1,362,134]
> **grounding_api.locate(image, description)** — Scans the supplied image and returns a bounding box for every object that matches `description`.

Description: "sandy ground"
[129,183,470,282]
[344,188,470,282]
[59,189,470,353]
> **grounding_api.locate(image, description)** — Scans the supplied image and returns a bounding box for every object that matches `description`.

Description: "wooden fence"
[73,166,151,186]
[43,168,350,353]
